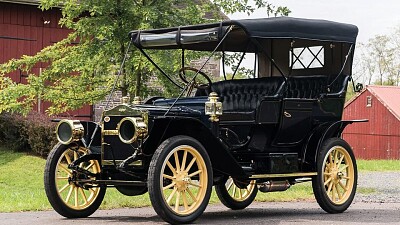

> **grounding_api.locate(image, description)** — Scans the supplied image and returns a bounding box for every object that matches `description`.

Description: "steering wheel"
[178,67,212,90]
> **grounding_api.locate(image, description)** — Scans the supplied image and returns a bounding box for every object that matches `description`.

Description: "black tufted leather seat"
[284,76,328,99]
[196,77,285,121]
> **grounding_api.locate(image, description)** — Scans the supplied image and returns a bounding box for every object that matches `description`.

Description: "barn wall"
[0,2,92,120]
[343,89,400,159]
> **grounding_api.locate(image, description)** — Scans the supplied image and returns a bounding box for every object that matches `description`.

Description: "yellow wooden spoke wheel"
[55,147,101,210]
[148,136,212,224]
[312,138,357,213]
[215,177,257,210]
[45,143,106,218]
[322,145,355,205]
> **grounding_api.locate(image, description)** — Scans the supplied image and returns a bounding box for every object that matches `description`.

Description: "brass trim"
[102,129,119,136]
[250,172,317,179]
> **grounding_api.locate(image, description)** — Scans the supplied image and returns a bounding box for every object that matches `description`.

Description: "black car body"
[44,17,366,224]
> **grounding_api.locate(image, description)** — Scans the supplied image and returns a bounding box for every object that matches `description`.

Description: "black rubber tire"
[148,135,213,224]
[312,138,357,213]
[215,178,258,210]
[44,143,106,218]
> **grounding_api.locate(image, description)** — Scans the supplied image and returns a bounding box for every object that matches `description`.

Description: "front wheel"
[312,138,357,213]
[215,177,258,210]
[148,135,213,224]
[44,143,106,218]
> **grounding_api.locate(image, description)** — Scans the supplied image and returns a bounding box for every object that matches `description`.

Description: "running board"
[250,172,317,179]
[80,179,147,186]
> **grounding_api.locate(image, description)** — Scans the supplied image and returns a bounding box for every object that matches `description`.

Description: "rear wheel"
[215,177,257,210]
[312,138,357,213]
[148,135,213,224]
[44,143,106,218]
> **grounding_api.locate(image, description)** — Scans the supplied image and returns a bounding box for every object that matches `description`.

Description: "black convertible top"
[229,17,358,43]
[129,17,358,50]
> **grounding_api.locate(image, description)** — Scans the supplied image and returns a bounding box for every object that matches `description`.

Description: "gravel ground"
[355,171,400,203]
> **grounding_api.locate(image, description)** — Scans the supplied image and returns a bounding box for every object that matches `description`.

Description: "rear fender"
[143,117,246,177]
[301,119,367,170]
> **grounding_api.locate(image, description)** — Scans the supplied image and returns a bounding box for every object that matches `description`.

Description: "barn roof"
[346,85,400,121]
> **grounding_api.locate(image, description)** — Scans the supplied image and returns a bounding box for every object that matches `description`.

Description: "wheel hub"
[174,172,190,191]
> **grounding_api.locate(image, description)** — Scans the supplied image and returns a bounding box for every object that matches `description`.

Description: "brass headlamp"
[117,117,148,144]
[56,119,84,145]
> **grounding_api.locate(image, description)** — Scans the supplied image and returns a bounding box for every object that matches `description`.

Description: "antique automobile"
[44,17,366,224]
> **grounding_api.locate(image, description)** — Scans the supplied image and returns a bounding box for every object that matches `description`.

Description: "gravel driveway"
[356,171,400,203]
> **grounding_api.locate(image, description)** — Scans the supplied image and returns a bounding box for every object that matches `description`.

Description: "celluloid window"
[290,46,324,69]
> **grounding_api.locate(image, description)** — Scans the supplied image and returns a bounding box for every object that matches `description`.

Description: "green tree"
[354,32,400,86]
[0,0,285,115]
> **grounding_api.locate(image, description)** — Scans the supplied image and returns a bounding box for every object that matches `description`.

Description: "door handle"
[284,111,292,118]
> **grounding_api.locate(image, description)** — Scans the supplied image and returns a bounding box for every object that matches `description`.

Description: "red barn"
[343,85,400,159]
[0,0,93,120]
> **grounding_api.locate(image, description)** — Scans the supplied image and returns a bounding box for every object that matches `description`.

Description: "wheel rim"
[225,178,256,202]
[322,146,355,205]
[160,145,208,216]
[55,147,101,210]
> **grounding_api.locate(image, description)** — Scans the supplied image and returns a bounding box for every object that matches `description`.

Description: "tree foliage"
[0,0,286,115]
[353,29,400,86]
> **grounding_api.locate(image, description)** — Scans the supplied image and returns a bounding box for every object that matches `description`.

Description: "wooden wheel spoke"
[188,181,202,188]
[64,154,72,165]
[227,179,234,191]
[334,149,339,163]
[338,180,348,191]
[239,188,243,199]
[58,164,71,175]
[163,182,176,190]
[79,188,88,204]
[185,158,196,173]
[188,170,202,177]
[57,176,70,180]
[328,153,333,164]
[58,183,70,193]
[335,184,343,199]
[74,151,79,161]
[331,183,336,201]
[338,165,349,172]
[174,152,181,172]
[174,191,181,212]
[66,186,74,203]
[166,188,177,205]
[182,191,189,210]
[187,188,197,202]
[181,150,188,172]
[166,161,176,174]
[324,177,332,186]
[232,185,237,198]
[163,174,174,180]
[84,162,95,171]
[327,181,333,194]
[337,155,345,167]
[74,186,79,206]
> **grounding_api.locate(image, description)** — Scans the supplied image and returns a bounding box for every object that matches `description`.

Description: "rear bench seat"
[196,77,285,121]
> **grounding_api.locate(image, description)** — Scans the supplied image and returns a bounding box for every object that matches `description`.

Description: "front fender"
[301,119,368,170]
[143,117,246,177]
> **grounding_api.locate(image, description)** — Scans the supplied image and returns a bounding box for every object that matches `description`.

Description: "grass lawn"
[0,147,399,212]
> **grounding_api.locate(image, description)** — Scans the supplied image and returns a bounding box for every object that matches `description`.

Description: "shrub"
[0,112,58,157]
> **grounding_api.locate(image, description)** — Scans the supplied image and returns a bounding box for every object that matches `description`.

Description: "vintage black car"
[44,17,366,224]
